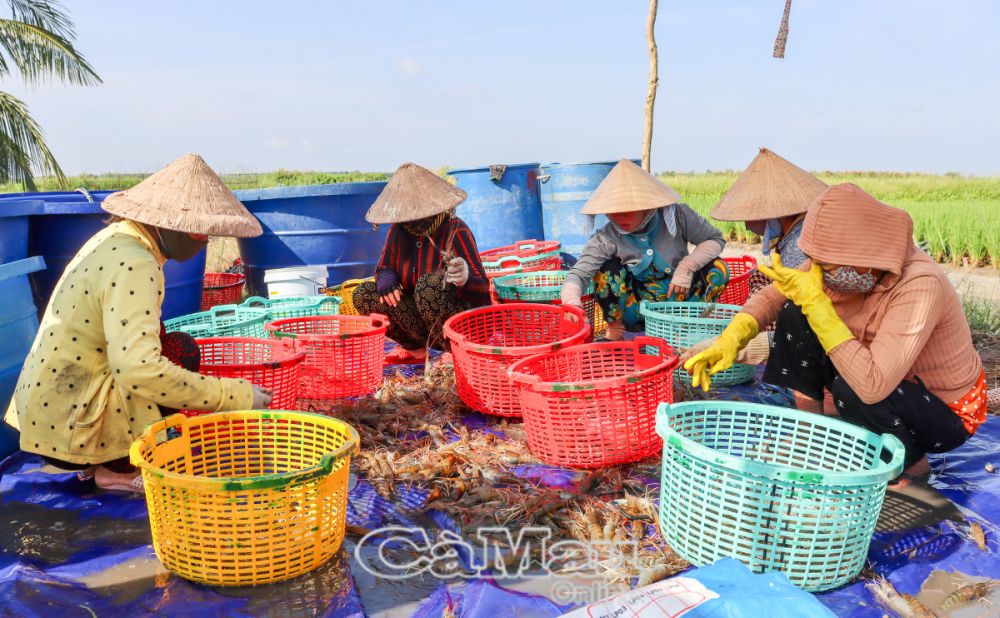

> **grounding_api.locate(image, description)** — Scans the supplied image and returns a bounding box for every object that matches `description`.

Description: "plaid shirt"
[375,216,491,307]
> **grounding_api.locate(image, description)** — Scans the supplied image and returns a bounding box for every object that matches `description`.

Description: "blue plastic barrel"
[537,160,640,256]
[8,191,206,320]
[0,256,46,460]
[448,163,544,251]
[234,183,389,296]
[0,201,41,264]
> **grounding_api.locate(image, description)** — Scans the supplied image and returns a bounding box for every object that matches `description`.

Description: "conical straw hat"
[102,153,262,237]
[710,148,827,221]
[366,163,467,224]
[580,159,682,215]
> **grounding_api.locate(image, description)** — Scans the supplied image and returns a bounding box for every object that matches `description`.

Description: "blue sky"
[6,1,1000,175]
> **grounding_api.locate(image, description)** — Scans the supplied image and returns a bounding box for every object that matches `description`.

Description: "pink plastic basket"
[443,304,590,417]
[266,314,387,400]
[182,337,305,415]
[509,337,678,468]
[718,255,757,306]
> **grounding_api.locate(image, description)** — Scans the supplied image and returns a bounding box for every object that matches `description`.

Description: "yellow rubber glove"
[683,312,759,392]
[757,253,855,353]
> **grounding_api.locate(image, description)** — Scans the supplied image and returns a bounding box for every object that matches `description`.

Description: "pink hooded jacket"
[743,184,985,430]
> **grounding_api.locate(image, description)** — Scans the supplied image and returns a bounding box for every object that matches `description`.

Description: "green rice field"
[5,169,998,268]
[663,171,1000,268]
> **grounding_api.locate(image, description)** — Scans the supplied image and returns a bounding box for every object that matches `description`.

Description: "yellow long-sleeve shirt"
[4,221,254,464]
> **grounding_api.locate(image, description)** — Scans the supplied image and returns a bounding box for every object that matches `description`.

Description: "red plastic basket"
[182,337,305,415]
[443,304,590,417]
[266,314,388,400]
[718,255,757,306]
[480,239,562,274]
[509,337,678,468]
[201,272,246,310]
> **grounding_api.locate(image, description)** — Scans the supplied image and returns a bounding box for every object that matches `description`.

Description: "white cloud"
[264,136,291,148]
[395,57,425,77]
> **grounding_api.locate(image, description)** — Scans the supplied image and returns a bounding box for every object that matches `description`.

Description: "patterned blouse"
[375,216,491,307]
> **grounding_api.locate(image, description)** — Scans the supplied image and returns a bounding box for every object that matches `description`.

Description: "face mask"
[761,219,784,256]
[155,227,207,262]
[823,266,877,294]
[402,212,448,237]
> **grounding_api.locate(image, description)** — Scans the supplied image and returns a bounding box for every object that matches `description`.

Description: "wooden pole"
[642,0,658,172]
[773,0,792,58]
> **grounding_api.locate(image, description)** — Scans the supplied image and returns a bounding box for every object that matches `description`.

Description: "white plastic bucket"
[264,266,328,298]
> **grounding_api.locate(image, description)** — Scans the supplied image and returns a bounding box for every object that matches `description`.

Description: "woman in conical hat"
[711,148,827,292]
[560,159,729,340]
[3,154,273,493]
[355,163,491,363]
[683,149,829,371]
[686,184,986,486]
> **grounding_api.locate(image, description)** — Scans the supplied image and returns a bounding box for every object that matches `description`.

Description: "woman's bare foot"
[793,390,824,414]
[602,321,625,341]
[94,466,144,493]
[385,347,427,363]
[890,456,931,488]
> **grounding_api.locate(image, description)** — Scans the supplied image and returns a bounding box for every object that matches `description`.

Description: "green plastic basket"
[492,270,594,302]
[655,401,904,591]
[639,301,755,386]
[241,295,341,320]
[492,270,600,333]
[164,305,269,339]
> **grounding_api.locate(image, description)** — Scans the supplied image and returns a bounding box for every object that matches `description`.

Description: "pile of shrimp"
[311,368,688,586]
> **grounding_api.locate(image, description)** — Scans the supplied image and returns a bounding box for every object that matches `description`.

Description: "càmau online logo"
[354,525,641,581]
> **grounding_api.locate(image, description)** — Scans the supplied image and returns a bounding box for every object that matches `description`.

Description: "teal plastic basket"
[492,270,594,302]
[492,270,599,332]
[655,401,904,591]
[164,305,269,339]
[241,295,341,320]
[639,301,755,386]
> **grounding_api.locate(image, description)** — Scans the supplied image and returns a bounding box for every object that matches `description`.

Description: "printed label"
[560,577,719,618]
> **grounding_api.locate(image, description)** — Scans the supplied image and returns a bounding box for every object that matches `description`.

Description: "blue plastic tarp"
[1,396,997,616]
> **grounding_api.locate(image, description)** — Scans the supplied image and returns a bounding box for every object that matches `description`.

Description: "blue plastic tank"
[0,201,41,264]
[8,191,206,320]
[537,160,640,256]
[234,183,389,296]
[0,256,46,459]
[448,163,544,251]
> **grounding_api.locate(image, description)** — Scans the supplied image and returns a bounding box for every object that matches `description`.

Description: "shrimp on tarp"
[866,576,937,618]
[939,580,1000,612]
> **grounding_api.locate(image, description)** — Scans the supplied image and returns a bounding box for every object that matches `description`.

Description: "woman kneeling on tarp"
[685,183,987,486]
[560,159,729,340]
[3,154,273,493]
[354,163,491,363]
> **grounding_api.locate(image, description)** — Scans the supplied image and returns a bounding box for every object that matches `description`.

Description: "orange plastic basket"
[718,255,757,306]
[267,314,387,400]
[201,272,246,310]
[509,337,678,468]
[130,411,358,586]
[183,337,305,415]
[443,304,590,417]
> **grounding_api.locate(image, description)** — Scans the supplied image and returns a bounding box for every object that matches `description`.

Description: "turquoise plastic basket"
[164,305,269,339]
[491,270,601,331]
[492,270,594,302]
[639,301,755,386]
[655,401,904,591]
[241,295,341,320]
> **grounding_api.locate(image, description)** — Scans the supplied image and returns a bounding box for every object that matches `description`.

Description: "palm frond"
[7,0,75,39]
[0,16,99,85]
[0,89,65,189]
